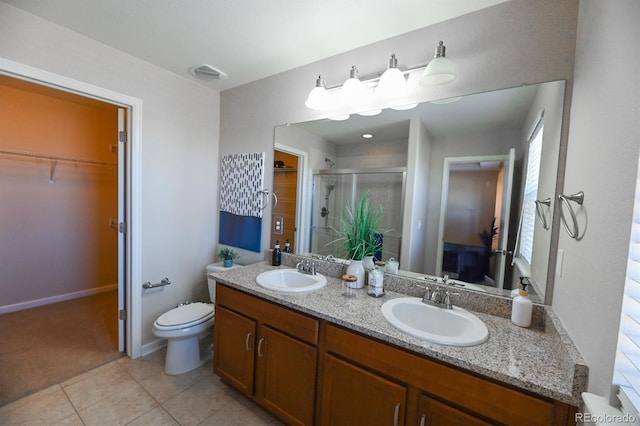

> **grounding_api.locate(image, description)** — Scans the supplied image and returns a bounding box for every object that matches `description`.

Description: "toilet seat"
[154,302,214,330]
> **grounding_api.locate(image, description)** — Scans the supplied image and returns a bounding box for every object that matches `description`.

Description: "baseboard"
[141,338,167,358]
[0,284,118,315]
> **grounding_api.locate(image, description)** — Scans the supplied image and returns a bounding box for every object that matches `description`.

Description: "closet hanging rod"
[0,147,117,168]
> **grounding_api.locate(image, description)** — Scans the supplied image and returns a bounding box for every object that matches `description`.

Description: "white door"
[493,148,515,289]
[117,108,126,352]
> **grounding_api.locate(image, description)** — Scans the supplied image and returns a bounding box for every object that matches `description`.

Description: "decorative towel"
[219,152,265,252]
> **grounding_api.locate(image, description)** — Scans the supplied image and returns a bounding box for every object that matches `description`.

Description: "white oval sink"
[381,297,488,347]
[256,269,327,293]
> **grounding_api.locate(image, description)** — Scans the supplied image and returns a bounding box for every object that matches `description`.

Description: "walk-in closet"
[0,75,121,405]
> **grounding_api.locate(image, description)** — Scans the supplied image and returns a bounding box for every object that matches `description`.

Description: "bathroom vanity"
[212,260,586,425]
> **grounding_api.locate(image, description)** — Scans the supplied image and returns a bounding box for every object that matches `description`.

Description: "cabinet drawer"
[217,283,319,345]
[326,324,559,426]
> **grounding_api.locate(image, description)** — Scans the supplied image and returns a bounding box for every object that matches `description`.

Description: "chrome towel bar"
[142,278,171,289]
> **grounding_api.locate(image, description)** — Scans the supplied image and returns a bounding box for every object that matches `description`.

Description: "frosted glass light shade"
[419,56,457,86]
[305,75,330,110]
[376,67,406,97]
[305,86,330,110]
[340,76,364,106]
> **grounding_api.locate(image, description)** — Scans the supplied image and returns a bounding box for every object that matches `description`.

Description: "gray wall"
[553,0,640,398]
[0,2,221,348]
[220,0,579,265]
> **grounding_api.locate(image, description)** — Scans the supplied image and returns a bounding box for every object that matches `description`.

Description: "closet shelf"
[0,147,117,168]
[0,146,117,183]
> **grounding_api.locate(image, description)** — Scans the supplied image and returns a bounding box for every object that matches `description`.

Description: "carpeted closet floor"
[0,290,122,406]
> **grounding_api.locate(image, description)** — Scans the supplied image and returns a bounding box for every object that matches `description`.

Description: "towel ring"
[535,198,552,230]
[558,191,584,239]
[257,189,278,210]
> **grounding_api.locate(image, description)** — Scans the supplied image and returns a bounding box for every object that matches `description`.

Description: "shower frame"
[310,167,406,260]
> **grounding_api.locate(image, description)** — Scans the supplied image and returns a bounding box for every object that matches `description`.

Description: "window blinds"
[613,158,640,416]
[520,123,544,264]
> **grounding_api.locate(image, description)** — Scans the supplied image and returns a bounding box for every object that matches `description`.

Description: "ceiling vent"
[190,64,227,80]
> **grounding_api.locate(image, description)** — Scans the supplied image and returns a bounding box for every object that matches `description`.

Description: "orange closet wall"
[0,76,118,309]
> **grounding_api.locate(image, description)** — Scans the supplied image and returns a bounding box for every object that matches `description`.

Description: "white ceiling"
[2,0,507,91]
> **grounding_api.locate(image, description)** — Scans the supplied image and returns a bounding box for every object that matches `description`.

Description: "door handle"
[257,337,265,357]
[493,249,513,256]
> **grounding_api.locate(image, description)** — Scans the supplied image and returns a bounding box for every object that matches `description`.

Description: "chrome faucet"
[417,279,458,310]
[296,259,316,275]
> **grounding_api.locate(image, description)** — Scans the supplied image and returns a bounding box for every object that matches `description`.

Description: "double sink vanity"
[211,253,587,425]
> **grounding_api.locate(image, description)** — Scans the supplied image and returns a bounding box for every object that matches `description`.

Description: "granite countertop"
[212,261,587,406]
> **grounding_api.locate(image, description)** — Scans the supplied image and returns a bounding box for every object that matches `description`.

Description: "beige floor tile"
[127,406,179,425]
[62,361,137,411]
[75,381,157,426]
[0,385,76,425]
[52,413,84,425]
[161,375,235,426]
[199,397,281,426]
[136,363,212,404]
[117,349,166,381]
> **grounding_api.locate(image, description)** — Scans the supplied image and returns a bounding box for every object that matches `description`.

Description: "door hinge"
[119,309,127,320]
[118,222,127,234]
[119,130,127,143]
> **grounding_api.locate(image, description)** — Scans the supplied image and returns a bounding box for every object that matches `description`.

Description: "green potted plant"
[331,190,384,288]
[218,247,239,267]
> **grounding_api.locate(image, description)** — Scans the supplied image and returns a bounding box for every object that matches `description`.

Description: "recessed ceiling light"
[362,133,374,139]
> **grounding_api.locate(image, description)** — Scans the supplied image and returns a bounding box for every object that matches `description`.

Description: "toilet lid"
[156,302,214,327]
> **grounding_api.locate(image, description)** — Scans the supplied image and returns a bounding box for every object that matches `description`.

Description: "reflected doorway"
[271,150,300,251]
[436,149,515,288]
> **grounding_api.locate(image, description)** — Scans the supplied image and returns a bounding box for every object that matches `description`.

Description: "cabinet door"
[213,306,256,396]
[320,354,406,426]
[255,325,317,426]
[416,394,492,426]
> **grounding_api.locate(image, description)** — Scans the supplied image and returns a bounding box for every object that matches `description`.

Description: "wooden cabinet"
[322,323,575,426]
[214,284,319,426]
[214,282,576,426]
[320,354,406,426]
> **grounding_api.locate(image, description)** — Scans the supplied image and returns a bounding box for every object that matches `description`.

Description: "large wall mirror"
[272,80,566,304]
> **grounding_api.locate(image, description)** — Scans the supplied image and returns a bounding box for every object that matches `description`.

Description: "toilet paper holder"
[142,278,172,289]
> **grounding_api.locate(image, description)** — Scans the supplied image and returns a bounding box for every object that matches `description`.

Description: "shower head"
[325,184,335,200]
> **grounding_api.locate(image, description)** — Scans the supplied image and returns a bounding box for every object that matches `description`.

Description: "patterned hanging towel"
[219,152,265,252]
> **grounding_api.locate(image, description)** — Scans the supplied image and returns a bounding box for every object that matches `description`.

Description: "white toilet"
[152,262,242,375]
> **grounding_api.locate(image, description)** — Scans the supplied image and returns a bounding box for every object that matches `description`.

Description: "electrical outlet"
[273,216,283,234]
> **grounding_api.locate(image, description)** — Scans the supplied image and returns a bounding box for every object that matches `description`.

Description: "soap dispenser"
[272,241,282,266]
[511,288,533,328]
[284,239,292,253]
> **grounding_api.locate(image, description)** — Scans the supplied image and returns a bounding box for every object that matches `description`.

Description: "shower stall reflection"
[310,168,405,262]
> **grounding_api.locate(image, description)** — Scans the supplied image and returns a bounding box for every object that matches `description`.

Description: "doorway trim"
[0,57,143,358]
[435,153,511,287]
[274,142,309,253]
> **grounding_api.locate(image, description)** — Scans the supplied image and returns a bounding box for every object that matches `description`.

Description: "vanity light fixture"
[305,75,330,110]
[362,133,374,139]
[305,41,457,118]
[419,41,457,86]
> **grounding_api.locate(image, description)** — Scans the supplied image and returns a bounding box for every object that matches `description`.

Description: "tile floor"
[0,350,284,425]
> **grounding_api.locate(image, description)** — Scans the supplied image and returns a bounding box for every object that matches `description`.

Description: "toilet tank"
[206,262,242,303]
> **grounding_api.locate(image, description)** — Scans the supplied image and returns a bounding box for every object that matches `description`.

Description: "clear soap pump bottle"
[511,288,533,327]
